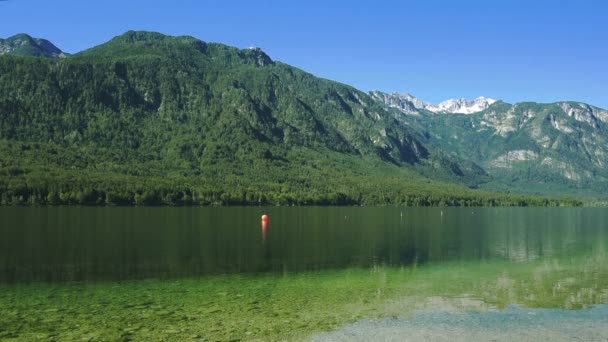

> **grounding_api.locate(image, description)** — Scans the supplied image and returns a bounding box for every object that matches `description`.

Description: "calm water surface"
[1,207,606,283]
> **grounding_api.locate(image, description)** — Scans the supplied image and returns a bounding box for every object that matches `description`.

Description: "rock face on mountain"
[0,34,67,58]
[372,91,608,196]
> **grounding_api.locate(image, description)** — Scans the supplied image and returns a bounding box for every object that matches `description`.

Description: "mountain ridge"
[371,90,607,115]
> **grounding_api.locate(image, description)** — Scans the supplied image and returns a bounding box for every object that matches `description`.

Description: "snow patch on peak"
[433,97,497,114]
[370,91,499,115]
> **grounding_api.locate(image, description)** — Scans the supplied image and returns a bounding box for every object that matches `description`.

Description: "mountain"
[0,33,67,58]
[372,91,608,197]
[1,31,562,207]
[370,91,497,114]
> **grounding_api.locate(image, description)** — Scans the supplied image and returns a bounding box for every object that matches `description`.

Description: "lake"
[1,207,607,341]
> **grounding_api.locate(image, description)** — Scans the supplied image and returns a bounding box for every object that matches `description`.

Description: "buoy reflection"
[261,220,268,243]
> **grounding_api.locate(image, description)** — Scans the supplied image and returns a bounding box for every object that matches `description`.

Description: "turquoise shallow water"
[311,304,608,341]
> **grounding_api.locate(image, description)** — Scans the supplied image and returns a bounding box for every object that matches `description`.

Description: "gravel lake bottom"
[310,303,608,342]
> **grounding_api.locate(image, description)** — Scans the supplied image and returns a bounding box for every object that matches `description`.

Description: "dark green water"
[1,207,606,283]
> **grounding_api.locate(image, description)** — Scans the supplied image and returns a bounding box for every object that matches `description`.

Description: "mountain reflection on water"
[0,207,607,282]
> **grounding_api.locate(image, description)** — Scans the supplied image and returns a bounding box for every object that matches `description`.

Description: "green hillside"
[0,32,579,206]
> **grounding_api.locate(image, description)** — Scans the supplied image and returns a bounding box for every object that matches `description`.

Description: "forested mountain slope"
[0,32,578,206]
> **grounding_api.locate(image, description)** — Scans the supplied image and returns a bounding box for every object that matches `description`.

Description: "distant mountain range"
[0,32,591,205]
[0,33,68,58]
[371,91,608,197]
[370,92,497,115]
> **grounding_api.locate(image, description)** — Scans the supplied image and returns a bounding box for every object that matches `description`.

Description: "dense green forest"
[0,32,581,206]
[0,140,580,206]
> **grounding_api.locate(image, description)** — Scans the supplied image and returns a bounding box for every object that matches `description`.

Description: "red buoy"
[261,214,269,222]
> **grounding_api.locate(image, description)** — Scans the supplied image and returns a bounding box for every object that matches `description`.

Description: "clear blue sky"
[1,0,607,107]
